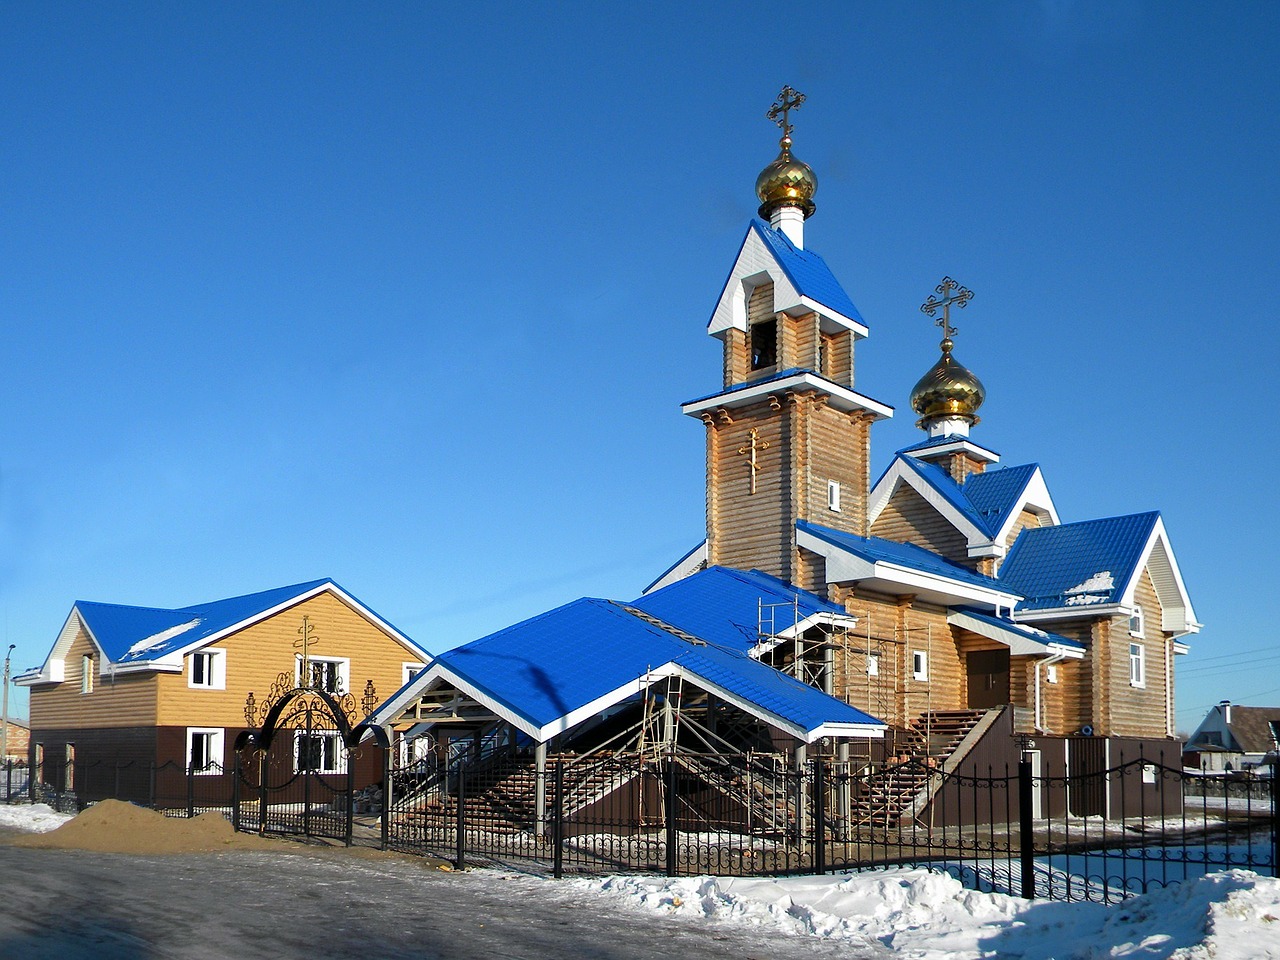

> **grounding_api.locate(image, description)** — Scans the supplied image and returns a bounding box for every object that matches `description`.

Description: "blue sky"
[1,3,1275,732]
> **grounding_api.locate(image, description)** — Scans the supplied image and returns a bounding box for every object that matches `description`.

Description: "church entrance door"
[965,649,1010,709]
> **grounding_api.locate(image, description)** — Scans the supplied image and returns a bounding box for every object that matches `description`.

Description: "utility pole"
[1,645,14,764]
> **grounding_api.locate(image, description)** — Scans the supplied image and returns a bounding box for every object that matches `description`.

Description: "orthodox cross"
[737,428,769,494]
[295,616,320,688]
[766,85,806,139]
[920,277,973,342]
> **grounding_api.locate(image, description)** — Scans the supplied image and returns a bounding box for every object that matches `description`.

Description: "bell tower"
[681,89,893,590]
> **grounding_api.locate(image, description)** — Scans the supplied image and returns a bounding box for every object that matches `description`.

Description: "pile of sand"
[9,800,286,854]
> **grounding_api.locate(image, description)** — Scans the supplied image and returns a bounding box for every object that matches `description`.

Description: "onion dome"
[756,135,817,221]
[910,337,986,427]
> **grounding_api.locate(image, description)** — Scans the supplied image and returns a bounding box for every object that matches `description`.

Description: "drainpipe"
[1035,653,1068,733]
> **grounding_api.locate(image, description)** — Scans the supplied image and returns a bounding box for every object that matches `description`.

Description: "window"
[403,662,425,687]
[188,649,226,690]
[750,319,777,370]
[1129,604,1145,638]
[866,653,879,677]
[187,728,225,774]
[912,651,929,682]
[1046,664,1059,684]
[295,731,346,774]
[1129,642,1146,687]
[827,480,842,512]
[298,656,349,694]
[65,743,75,790]
[81,655,94,694]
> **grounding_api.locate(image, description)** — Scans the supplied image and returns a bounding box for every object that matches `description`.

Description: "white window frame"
[912,650,928,682]
[186,727,225,775]
[188,649,227,690]
[81,654,94,694]
[866,653,879,677]
[1129,642,1146,688]
[1129,604,1145,638]
[294,730,347,775]
[297,655,350,695]
[827,480,842,512]
[1046,664,1059,684]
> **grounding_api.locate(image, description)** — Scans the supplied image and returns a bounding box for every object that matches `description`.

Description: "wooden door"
[966,649,1010,709]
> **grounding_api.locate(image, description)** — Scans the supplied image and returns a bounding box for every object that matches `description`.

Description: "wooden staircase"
[852,708,991,828]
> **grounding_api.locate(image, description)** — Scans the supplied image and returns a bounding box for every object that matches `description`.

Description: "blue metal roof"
[949,606,1085,651]
[748,220,864,324]
[999,513,1160,612]
[437,596,880,734]
[798,520,1011,593]
[899,457,994,536]
[631,566,845,653]
[962,463,1041,536]
[75,579,371,664]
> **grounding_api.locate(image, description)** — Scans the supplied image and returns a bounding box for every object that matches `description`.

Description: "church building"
[374,89,1199,821]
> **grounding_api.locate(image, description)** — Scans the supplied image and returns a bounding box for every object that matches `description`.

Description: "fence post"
[665,758,678,878]
[187,764,195,819]
[1271,760,1279,881]
[344,754,355,847]
[381,745,392,851]
[5,760,11,803]
[258,754,268,836]
[149,761,156,809]
[455,765,467,870]
[1018,756,1036,899]
[812,759,826,876]
[552,759,565,880]
[232,752,241,833]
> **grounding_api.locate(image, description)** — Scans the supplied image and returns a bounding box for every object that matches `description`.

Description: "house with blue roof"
[17,579,428,803]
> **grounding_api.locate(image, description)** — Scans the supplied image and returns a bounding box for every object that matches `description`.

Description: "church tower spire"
[907,277,994,482]
[755,86,817,248]
[683,89,893,590]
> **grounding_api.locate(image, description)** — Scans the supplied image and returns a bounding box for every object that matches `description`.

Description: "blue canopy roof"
[630,566,845,654]
[962,463,1041,537]
[435,596,881,737]
[999,513,1160,612]
[798,520,1010,593]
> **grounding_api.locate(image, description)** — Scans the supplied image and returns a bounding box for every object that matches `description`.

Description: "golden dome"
[756,136,817,220]
[910,338,986,425]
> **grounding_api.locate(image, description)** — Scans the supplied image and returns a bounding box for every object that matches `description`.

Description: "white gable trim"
[867,458,992,548]
[1117,517,1201,636]
[643,541,709,594]
[373,656,885,746]
[707,226,868,339]
[154,581,430,667]
[991,467,1061,547]
[682,371,893,420]
[16,607,105,687]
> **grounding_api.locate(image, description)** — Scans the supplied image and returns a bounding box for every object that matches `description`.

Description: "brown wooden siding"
[1102,568,1170,739]
[156,591,419,729]
[870,485,970,562]
[29,625,158,729]
[1004,507,1047,552]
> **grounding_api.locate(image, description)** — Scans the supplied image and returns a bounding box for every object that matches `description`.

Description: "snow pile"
[0,803,74,833]
[580,867,1280,959]
[125,618,202,656]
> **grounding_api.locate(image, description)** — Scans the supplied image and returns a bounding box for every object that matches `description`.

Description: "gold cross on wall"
[737,428,770,494]
[766,85,806,139]
[919,277,973,342]
[295,616,320,687]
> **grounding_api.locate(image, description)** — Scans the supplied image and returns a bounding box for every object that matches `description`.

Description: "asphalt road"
[0,846,891,960]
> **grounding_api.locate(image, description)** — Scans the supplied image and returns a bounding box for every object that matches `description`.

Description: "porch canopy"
[946,607,1084,659]
[370,596,885,746]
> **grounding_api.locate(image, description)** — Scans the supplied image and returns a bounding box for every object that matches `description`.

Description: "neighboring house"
[1184,702,1280,776]
[375,101,1199,826]
[2,720,29,760]
[16,579,428,802]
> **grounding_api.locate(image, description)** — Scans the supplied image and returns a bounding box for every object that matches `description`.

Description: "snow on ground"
[0,803,74,833]
[578,867,1280,959]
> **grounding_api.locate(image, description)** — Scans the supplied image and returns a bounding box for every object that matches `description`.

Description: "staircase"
[852,708,993,828]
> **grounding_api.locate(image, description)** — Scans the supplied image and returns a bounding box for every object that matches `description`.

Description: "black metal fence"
[385,749,1279,903]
